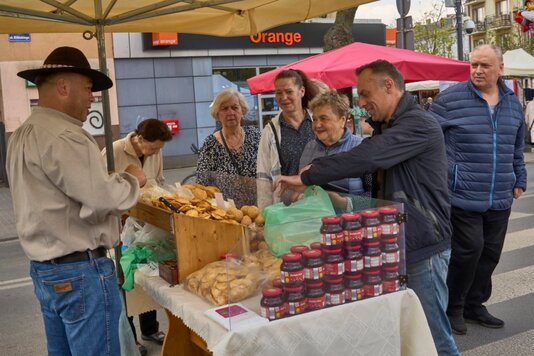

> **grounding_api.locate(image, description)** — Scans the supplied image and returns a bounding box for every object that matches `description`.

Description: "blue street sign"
[8,33,31,42]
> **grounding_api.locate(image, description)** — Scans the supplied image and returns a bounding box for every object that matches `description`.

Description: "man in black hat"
[7,46,146,355]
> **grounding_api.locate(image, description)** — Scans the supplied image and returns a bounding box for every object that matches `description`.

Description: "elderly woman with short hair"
[196,88,260,206]
[300,90,371,208]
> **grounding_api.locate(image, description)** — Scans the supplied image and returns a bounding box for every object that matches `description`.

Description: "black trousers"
[128,310,159,342]
[446,207,511,316]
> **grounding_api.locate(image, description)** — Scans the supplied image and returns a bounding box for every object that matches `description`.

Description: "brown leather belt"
[44,247,108,264]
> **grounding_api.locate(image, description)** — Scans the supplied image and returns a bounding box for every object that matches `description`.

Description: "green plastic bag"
[262,186,335,257]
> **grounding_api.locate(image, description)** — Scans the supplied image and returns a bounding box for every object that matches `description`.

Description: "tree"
[413,2,455,58]
[323,8,358,52]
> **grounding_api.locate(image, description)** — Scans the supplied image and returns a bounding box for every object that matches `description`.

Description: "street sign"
[396,0,411,17]
[8,33,30,42]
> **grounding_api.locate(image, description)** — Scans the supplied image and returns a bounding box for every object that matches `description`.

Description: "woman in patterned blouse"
[196,88,260,207]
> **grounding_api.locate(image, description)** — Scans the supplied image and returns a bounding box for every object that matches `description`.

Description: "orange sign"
[249,32,302,46]
[152,32,178,46]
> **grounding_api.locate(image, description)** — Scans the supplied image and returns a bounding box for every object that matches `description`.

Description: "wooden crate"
[129,202,246,283]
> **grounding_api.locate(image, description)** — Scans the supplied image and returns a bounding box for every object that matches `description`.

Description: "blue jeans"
[30,256,122,356]
[407,249,460,356]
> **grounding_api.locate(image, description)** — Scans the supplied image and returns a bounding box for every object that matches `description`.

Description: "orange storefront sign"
[249,31,302,46]
[152,32,178,46]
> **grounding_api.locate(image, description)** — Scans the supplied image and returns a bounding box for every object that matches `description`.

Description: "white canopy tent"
[503,48,534,77]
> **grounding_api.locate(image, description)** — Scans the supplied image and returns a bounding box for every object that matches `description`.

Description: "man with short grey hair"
[430,44,527,335]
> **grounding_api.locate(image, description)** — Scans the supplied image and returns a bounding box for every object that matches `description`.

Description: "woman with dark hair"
[256,69,317,208]
[103,118,172,186]
[102,118,172,355]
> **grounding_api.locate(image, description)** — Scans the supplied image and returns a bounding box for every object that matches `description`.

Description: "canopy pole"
[94,23,115,172]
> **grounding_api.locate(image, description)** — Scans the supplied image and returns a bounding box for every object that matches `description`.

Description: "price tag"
[214,192,226,208]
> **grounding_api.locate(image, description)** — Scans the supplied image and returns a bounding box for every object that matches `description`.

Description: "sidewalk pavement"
[2,151,534,242]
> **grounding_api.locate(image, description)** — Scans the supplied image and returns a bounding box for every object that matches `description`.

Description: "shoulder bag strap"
[268,121,287,175]
[219,129,243,176]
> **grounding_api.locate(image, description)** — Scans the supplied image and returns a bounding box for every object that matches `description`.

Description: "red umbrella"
[247,42,470,94]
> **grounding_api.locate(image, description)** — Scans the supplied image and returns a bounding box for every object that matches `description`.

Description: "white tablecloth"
[135,273,437,356]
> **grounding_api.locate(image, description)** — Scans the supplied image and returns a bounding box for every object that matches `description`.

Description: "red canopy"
[247,42,470,94]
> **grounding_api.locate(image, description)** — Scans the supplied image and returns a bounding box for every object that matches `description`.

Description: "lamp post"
[455,0,464,60]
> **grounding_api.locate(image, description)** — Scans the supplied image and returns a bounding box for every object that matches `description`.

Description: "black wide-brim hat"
[17,46,113,92]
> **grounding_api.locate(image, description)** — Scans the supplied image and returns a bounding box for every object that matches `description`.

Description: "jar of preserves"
[361,209,381,242]
[363,270,383,298]
[323,247,345,276]
[379,207,399,238]
[290,245,310,255]
[341,213,362,245]
[382,265,400,294]
[320,216,344,247]
[324,276,345,306]
[285,284,307,315]
[272,278,282,289]
[344,273,364,302]
[260,287,286,320]
[305,280,326,311]
[381,237,400,268]
[363,240,382,270]
[280,253,304,287]
[310,242,322,250]
[302,249,324,281]
[344,244,364,273]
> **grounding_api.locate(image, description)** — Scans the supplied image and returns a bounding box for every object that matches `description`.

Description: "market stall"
[121,174,437,356]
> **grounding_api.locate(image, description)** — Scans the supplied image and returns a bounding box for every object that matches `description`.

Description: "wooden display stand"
[128,201,247,283]
[128,201,248,355]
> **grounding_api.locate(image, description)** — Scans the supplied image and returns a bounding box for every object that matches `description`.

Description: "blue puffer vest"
[430,80,527,212]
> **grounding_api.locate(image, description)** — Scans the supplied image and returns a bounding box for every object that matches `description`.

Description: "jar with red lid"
[341,213,362,245]
[260,287,286,320]
[290,245,310,255]
[323,247,345,276]
[285,284,307,315]
[344,273,364,302]
[361,210,381,241]
[305,280,326,311]
[344,244,364,273]
[379,207,399,238]
[382,266,400,294]
[310,242,322,250]
[324,276,345,306]
[381,237,400,268]
[363,241,382,270]
[280,253,304,287]
[272,278,282,289]
[363,270,383,298]
[320,216,344,247]
[302,249,324,281]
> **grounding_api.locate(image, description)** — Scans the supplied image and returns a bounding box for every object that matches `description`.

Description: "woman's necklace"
[221,127,244,151]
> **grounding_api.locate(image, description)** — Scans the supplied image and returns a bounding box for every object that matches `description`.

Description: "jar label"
[363,283,383,297]
[383,279,400,293]
[344,258,364,273]
[326,292,345,306]
[383,251,400,264]
[321,232,344,246]
[344,229,363,242]
[345,288,364,301]
[287,299,307,315]
[304,266,325,280]
[324,262,345,276]
[306,295,326,310]
[260,305,285,320]
[280,269,304,285]
[364,255,382,268]
[363,226,381,239]
[381,223,399,235]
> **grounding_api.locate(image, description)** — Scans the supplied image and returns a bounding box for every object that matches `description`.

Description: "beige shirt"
[7,107,140,261]
[102,132,165,186]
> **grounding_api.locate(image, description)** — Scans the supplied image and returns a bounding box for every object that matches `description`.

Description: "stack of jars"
[260,207,401,321]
